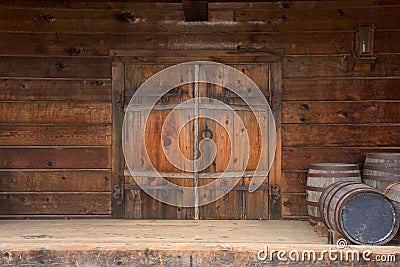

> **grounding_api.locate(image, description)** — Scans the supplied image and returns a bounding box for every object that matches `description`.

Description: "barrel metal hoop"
[367,153,400,160]
[305,186,325,192]
[363,175,400,181]
[309,164,359,171]
[308,173,360,178]
[365,163,400,168]
[364,165,400,175]
[325,181,360,231]
[306,200,319,207]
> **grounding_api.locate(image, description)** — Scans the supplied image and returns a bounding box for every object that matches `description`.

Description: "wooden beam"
[183,1,208,21]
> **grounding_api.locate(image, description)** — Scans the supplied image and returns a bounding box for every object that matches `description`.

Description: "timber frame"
[111,49,283,219]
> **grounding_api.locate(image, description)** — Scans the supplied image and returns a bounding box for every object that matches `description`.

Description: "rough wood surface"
[0,193,111,215]
[0,170,111,192]
[0,0,399,219]
[0,148,111,169]
[282,102,400,124]
[0,79,111,101]
[283,79,400,101]
[0,0,399,9]
[283,55,400,78]
[0,102,111,123]
[0,125,111,146]
[0,220,397,266]
[281,171,307,193]
[282,148,400,171]
[1,31,399,56]
[0,56,110,78]
[283,125,400,147]
[122,62,275,220]
[281,194,307,217]
[0,5,399,33]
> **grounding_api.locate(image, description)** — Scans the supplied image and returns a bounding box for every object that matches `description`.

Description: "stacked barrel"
[306,163,361,226]
[307,153,400,245]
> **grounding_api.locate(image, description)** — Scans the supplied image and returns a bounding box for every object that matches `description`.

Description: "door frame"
[110,49,283,219]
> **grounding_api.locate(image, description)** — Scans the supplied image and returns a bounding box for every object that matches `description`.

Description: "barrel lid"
[340,192,399,245]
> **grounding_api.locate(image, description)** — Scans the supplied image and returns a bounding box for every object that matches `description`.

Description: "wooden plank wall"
[0,0,399,219]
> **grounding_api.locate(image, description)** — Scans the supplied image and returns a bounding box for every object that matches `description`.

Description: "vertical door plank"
[124,64,144,219]
[269,61,283,219]
[111,61,125,218]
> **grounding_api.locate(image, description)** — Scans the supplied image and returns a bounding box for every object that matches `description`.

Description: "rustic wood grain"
[0,125,111,146]
[0,0,398,10]
[268,61,282,219]
[0,193,111,215]
[282,102,400,124]
[0,0,398,220]
[283,54,400,78]
[113,49,283,64]
[0,148,111,169]
[282,148,400,171]
[0,170,111,192]
[122,62,275,219]
[0,6,399,33]
[283,125,400,147]
[235,6,400,31]
[0,79,111,101]
[111,61,125,219]
[7,31,400,56]
[0,56,110,79]
[283,79,400,101]
[0,102,111,124]
[281,194,307,217]
[281,172,307,193]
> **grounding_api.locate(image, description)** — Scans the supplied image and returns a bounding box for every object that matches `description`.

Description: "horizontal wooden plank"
[0,79,111,101]
[281,194,307,217]
[0,102,112,123]
[0,214,112,219]
[0,1,396,9]
[0,57,110,79]
[0,1,185,9]
[282,147,400,170]
[0,5,398,33]
[283,54,400,78]
[282,101,400,124]
[0,193,111,215]
[0,170,111,192]
[281,172,307,193]
[0,1,398,10]
[0,8,274,33]
[1,31,399,57]
[0,125,111,146]
[0,147,111,169]
[112,49,282,63]
[283,79,400,101]
[0,32,345,56]
[235,6,400,31]
[283,125,400,147]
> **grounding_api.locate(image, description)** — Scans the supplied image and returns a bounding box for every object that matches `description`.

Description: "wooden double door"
[112,51,282,219]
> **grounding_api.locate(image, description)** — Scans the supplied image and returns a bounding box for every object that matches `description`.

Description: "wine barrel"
[306,163,361,226]
[383,182,400,215]
[363,153,400,190]
[319,181,399,245]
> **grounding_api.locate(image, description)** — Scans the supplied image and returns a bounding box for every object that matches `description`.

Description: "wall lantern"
[355,25,375,57]
[351,25,376,71]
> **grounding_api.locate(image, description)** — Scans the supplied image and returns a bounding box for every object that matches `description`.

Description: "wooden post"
[269,61,282,220]
[111,61,125,218]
